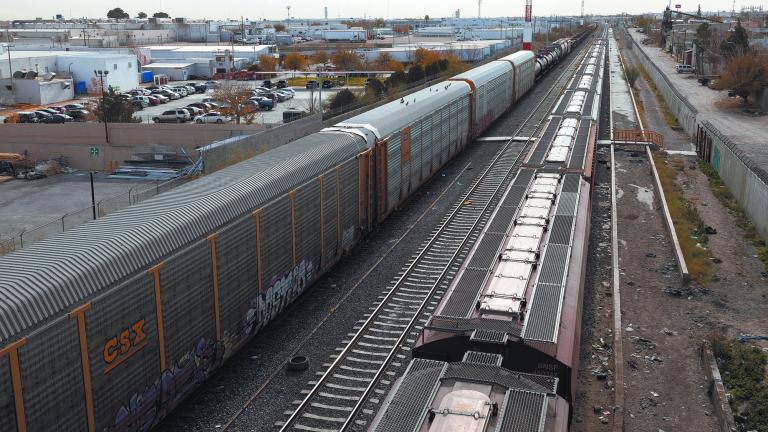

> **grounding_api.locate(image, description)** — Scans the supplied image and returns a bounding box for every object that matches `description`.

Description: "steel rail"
[279,33,598,432]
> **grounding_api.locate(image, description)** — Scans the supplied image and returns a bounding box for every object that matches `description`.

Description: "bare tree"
[716,54,768,104]
[211,81,259,124]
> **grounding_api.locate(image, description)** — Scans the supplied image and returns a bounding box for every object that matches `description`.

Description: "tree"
[211,81,258,124]
[424,15,430,22]
[373,52,394,69]
[283,52,307,70]
[258,54,277,71]
[373,18,386,29]
[328,89,358,112]
[107,8,130,19]
[716,54,768,104]
[425,61,441,77]
[137,12,147,19]
[731,19,750,52]
[386,70,407,88]
[365,79,385,98]
[153,12,170,18]
[624,66,639,88]
[274,24,286,32]
[413,48,441,68]
[311,51,329,65]
[95,87,139,123]
[332,50,362,71]
[407,64,425,83]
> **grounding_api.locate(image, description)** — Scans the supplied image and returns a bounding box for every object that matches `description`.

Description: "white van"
[675,64,695,74]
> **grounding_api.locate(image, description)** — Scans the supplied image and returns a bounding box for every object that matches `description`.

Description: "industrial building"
[140,45,274,79]
[0,46,139,104]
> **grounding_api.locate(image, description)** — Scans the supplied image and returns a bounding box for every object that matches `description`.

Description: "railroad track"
[276,37,597,432]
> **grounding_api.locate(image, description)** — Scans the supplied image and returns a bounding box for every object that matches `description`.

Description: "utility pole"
[5,31,13,102]
[94,70,110,143]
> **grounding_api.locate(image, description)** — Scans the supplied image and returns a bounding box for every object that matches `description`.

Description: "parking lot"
[0,81,342,126]
[133,83,341,125]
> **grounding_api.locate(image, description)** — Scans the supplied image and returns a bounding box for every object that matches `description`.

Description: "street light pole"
[5,30,14,102]
[94,70,110,143]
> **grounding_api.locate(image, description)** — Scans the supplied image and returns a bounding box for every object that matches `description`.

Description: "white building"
[0,48,140,97]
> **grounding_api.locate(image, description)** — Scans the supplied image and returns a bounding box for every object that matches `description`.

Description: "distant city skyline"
[3,0,759,21]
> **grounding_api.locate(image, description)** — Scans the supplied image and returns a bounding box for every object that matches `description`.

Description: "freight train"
[371,28,607,431]
[0,32,589,432]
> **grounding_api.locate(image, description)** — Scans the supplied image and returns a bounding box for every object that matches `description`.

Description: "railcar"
[0,35,584,432]
[408,29,607,430]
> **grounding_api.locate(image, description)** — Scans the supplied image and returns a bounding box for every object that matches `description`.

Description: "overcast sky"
[4,0,758,21]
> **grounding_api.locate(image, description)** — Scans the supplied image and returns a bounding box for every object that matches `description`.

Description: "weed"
[634,62,681,129]
[698,161,768,270]
[710,334,768,431]
[653,153,715,283]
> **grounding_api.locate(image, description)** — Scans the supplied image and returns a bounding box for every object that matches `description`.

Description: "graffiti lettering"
[112,337,224,432]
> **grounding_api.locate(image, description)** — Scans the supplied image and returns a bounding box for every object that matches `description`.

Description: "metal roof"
[0,131,366,344]
[451,60,512,88]
[336,80,470,140]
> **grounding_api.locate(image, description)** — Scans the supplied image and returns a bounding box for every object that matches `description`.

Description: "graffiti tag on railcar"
[103,319,147,373]
[112,337,224,432]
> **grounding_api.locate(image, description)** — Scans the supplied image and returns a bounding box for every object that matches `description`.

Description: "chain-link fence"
[0,175,190,255]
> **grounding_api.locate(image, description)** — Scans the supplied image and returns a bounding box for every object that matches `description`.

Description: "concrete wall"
[0,122,265,170]
[201,113,322,172]
[624,27,768,239]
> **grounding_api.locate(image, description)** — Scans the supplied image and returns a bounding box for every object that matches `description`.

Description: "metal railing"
[0,175,190,255]
[612,128,664,146]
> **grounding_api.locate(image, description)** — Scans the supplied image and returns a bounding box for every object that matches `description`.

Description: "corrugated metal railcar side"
[0,131,370,432]
[335,81,472,221]
[497,51,537,102]
[450,61,514,137]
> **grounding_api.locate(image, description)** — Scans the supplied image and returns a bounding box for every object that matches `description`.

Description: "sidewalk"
[628,29,768,169]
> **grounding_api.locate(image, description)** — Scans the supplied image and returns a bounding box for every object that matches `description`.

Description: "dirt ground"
[575,31,768,431]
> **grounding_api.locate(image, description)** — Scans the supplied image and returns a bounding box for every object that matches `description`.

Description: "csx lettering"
[103,319,146,364]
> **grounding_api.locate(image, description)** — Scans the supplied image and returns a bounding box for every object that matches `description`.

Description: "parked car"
[268,91,289,102]
[183,85,196,94]
[187,102,210,112]
[131,96,150,108]
[17,112,39,123]
[204,81,219,88]
[675,64,695,74]
[33,110,54,121]
[152,109,190,123]
[201,98,221,107]
[275,89,294,100]
[64,103,86,111]
[37,108,60,116]
[66,109,90,121]
[153,94,169,104]
[262,80,274,88]
[187,83,207,93]
[260,92,278,103]
[185,106,204,117]
[131,100,145,111]
[146,95,162,106]
[322,79,334,89]
[49,106,68,114]
[305,80,319,89]
[172,87,189,97]
[195,112,230,124]
[159,89,180,100]
[40,113,74,123]
[280,87,296,96]
[247,96,274,110]
[276,80,288,88]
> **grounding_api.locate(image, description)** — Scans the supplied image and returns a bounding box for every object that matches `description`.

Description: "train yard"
[0,24,648,432]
